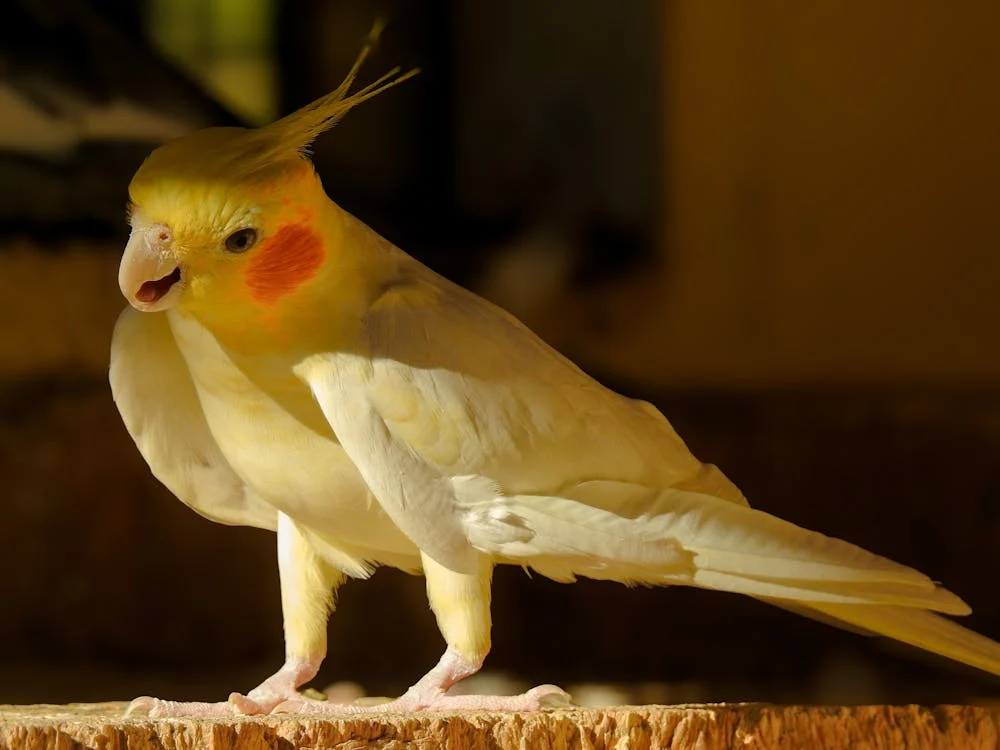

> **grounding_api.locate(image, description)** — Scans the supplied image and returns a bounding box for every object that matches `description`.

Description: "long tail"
[771,601,1000,677]
[460,478,1000,677]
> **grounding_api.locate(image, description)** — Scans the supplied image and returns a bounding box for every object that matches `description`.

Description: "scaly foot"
[126,697,241,718]
[273,683,570,714]
[273,648,572,715]
[126,655,323,718]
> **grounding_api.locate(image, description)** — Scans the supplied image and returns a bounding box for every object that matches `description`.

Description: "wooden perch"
[2,703,999,749]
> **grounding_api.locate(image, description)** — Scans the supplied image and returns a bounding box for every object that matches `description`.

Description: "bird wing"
[294,259,1000,677]
[294,259,742,570]
[296,260,965,602]
[110,306,277,531]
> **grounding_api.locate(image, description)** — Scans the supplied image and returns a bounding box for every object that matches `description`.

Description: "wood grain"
[2,703,998,750]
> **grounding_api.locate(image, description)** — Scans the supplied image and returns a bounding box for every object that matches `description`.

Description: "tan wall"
[0,243,123,379]
[575,1,1000,387]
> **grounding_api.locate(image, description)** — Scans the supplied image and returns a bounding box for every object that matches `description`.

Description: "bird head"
[118,30,416,327]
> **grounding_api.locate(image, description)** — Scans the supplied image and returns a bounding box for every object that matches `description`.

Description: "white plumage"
[112,213,1000,716]
[109,51,1000,713]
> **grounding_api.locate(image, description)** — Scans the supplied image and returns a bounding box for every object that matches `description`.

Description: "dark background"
[1,0,998,707]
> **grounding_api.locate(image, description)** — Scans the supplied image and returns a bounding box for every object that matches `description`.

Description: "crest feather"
[129,22,417,196]
[255,21,419,164]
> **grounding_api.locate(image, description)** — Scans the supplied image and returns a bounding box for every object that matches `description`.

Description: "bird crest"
[131,22,417,189]
[252,21,418,164]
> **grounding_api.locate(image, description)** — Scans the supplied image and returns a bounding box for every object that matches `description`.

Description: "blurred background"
[1,0,999,708]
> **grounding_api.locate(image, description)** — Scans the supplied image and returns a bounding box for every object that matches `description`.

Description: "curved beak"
[118,225,185,311]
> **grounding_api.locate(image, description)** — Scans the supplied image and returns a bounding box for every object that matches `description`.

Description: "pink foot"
[274,683,570,714]
[126,696,240,718]
[227,655,322,714]
[126,655,323,718]
[273,648,572,715]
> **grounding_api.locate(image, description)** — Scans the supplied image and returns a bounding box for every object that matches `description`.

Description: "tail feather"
[692,569,968,614]
[799,602,1000,678]
[460,479,1000,677]
[466,482,964,609]
[762,598,880,636]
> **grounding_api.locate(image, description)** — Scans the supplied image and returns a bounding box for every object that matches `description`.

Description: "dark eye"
[224,228,258,253]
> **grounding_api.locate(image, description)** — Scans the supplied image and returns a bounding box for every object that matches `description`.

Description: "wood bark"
[2,703,998,749]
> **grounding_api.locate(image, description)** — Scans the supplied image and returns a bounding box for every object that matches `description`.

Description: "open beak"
[118,226,184,311]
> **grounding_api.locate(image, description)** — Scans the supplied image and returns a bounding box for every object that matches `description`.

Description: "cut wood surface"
[1,702,999,750]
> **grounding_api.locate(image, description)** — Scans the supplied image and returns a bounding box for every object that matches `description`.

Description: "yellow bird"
[110,38,1000,717]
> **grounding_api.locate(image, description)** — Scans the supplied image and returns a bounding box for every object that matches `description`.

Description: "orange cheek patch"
[245,223,325,304]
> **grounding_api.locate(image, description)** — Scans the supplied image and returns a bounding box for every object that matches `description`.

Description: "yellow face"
[116,44,414,327]
[119,128,325,318]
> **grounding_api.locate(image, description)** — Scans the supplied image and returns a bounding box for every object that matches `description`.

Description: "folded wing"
[110,308,276,531]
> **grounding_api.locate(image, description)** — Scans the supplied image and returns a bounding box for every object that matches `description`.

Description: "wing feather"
[292,251,1000,677]
[110,307,276,531]
[358,263,744,503]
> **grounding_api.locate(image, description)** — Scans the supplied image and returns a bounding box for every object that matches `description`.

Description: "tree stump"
[1,703,998,749]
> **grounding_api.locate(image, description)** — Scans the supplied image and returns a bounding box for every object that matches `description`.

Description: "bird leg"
[274,552,571,714]
[227,654,323,713]
[128,513,343,718]
[378,647,569,711]
[390,649,570,711]
[274,645,569,713]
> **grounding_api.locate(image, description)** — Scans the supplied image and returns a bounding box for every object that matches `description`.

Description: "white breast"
[165,310,418,564]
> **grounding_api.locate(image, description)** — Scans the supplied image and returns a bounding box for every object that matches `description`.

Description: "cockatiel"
[110,38,1000,717]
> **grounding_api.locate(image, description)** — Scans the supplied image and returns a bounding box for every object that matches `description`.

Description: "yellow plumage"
[110,33,1000,717]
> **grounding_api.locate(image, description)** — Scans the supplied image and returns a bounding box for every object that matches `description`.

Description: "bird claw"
[526,684,574,709]
[393,683,573,712]
[125,696,239,719]
[226,692,272,715]
[125,683,328,719]
[124,696,156,718]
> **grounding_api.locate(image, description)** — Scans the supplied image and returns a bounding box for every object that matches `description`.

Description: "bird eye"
[224,228,258,253]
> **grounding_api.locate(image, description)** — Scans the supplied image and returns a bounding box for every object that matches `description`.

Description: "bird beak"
[118,225,185,312]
